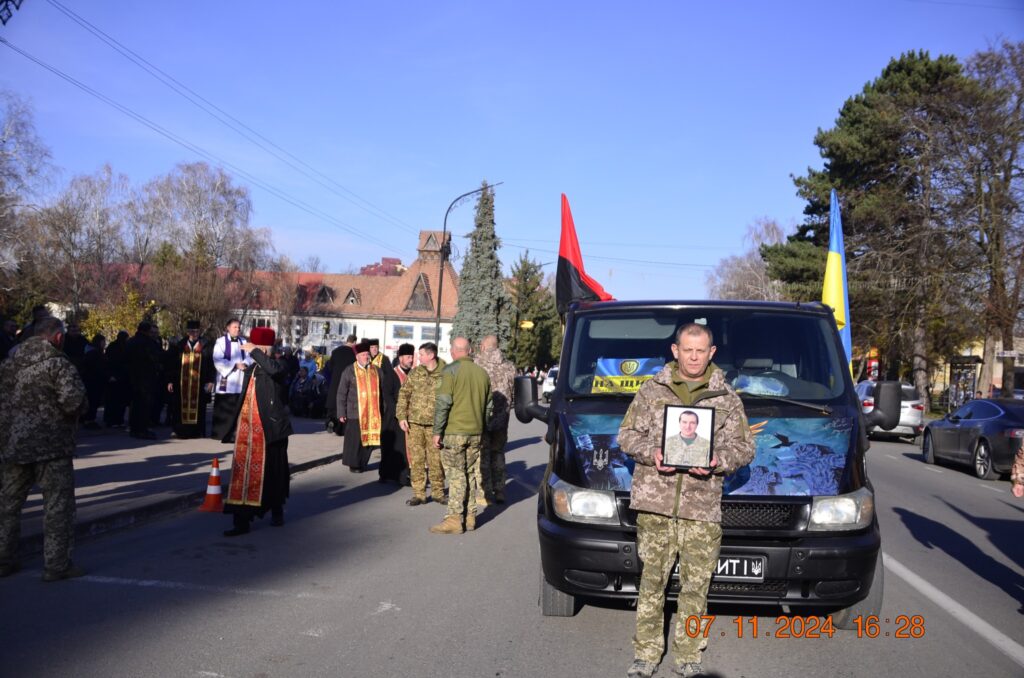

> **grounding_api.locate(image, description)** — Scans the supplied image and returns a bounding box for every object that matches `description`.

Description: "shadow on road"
[892,505,1024,614]
[474,460,545,529]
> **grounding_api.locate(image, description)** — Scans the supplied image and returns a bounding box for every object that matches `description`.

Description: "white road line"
[883,553,1024,669]
[926,467,944,473]
[79,574,345,602]
[977,483,1005,493]
[885,454,897,460]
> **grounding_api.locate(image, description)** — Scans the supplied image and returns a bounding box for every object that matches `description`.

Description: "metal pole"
[434,181,503,345]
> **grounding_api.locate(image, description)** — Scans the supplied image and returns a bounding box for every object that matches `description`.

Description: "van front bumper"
[538,515,881,610]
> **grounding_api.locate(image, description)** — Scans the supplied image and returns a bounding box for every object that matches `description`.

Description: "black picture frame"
[661,404,715,469]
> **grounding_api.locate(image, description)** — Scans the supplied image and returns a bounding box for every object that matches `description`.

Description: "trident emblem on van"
[619,359,640,376]
[751,561,763,577]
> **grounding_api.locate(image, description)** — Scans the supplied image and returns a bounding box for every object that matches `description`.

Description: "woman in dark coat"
[223,327,293,536]
[337,342,395,473]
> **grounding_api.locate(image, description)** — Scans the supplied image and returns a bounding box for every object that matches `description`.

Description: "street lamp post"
[434,181,503,344]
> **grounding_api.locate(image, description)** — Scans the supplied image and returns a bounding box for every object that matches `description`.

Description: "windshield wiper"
[739,393,832,415]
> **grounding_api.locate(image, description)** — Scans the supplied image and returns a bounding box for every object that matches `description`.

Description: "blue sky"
[2,1,1021,300]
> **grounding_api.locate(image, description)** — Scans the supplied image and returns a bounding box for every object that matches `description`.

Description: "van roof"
[569,299,834,317]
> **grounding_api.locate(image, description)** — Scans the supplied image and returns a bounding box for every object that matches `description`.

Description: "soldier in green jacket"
[618,323,755,678]
[430,337,491,534]
[0,318,89,581]
[396,342,447,506]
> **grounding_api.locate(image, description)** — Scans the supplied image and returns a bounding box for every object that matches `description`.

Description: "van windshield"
[566,308,847,401]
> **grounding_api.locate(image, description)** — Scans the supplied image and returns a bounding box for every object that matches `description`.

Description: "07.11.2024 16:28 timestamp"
[674,615,926,639]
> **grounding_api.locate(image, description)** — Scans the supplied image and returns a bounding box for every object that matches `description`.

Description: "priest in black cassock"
[223,326,293,537]
[166,320,214,439]
[338,342,395,473]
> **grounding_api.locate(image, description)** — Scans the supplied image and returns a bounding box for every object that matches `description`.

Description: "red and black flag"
[556,193,613,314]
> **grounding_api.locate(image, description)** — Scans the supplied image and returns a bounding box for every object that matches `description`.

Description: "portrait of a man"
[662,406,714,468]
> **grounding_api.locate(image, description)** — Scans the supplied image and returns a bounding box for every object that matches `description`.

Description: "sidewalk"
[17,417,346,555]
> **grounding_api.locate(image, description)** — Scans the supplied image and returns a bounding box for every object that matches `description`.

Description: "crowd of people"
[0,307,520,579]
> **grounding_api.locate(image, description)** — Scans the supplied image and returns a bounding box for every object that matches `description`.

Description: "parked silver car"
[856,381,924,443]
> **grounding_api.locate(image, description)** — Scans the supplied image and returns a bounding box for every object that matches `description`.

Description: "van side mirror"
[514,375,549,423]
[866,381,900,430]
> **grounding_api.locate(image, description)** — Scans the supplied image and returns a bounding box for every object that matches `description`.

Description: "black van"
[515,300,899,626]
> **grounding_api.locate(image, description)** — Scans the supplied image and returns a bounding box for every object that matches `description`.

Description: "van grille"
[709,579,788,596]
[617,498,801,529]
[721,502,798,529]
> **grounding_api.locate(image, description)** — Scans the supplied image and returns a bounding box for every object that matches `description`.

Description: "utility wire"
[503,236,736,251]
[0,36,403,255]
[44,0,420,236]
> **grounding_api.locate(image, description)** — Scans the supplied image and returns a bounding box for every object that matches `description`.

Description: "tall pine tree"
[451,181,511,345]
[506,251,562,369]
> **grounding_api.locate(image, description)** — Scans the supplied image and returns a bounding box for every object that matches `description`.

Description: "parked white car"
[856,381,924,443]
[542,366,559,402]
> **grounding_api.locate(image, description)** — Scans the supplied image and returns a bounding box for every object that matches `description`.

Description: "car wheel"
[539,566,578,617]
[922,431,935,465]
[973,440,999,480]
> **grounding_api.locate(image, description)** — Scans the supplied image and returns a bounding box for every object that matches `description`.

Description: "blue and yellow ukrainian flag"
[822,189,852,373]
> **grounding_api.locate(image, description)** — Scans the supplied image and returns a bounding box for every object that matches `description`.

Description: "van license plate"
[714,555,766,582]
[671,555,766,582]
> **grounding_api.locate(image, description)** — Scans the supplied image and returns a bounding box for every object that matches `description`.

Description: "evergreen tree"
[506,251,561,369]
[451,181,511,345]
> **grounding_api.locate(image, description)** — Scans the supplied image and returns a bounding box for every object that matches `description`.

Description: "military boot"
[428,515,464,534]
[465,512,476,531]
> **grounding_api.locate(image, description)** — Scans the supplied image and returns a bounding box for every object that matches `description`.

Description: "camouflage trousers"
[439,434,481,519]
[476,428,508,502]
[407,423,446,501]
[0,456,76,575]
[633,512,722,664]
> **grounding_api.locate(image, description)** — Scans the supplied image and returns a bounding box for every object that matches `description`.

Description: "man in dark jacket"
[103,330,130,427]
[0,317,88,581]
[126,321,164,439]
[223,327,293,537]
[325,334,357,436]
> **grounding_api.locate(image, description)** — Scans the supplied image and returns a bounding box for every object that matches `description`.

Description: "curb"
[16,453,345,557]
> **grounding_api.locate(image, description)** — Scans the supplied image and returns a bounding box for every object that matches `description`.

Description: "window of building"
[393,325,414,340]
[421,325,439,341]
[405,273,434,311]
[316,286,335,305]
[344,288,361,305]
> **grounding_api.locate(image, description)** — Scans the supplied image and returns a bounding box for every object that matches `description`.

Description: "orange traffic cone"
[198,457,224,512]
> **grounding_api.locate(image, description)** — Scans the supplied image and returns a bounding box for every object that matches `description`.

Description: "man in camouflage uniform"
[0,317,89,581]
[430,337,491,534]
[474,334,516,506]
[618,323,755,677]
[663,410,711,468]
[397,342,447,506]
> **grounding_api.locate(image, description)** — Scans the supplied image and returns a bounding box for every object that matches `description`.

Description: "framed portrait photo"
[662,405,715,469]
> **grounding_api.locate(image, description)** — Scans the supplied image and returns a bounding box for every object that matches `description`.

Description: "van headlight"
[808,487,874,531]
[550,476,619,525]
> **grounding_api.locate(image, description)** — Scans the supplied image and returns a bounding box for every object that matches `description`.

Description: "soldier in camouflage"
[618,323,755,678]
[663,410,711,468]
[396,342,447,506]
[430,337,491,535]
[473,335,516,505]
[0,317,89,581]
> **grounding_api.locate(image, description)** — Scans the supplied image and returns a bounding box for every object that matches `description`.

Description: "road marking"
[926,467,943,473]
[885,454,897,460]
[300,627,325,638]
[372,600,401,615]
[978,483,1005,494]
[79,574,345,602]
[883,553,1024,669]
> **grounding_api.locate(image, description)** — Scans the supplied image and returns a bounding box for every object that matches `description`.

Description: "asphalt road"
[1,423,1021,678]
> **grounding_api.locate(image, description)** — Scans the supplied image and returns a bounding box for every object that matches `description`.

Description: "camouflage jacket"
[434,356,492,436]
[618,362,755,523]
[474,347,516,431]
[396,358,447,426]
[0,336,88,464]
